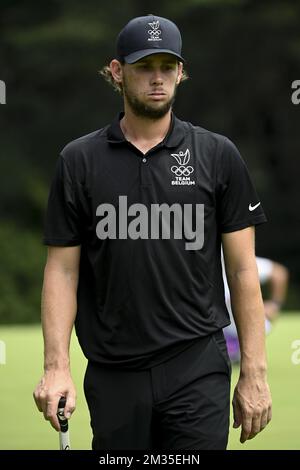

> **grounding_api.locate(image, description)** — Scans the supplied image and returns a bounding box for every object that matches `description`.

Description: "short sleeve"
[43,155,82,246]
[216,138,267,233]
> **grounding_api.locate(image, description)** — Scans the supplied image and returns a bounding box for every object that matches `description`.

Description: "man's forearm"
[228,267,267,374]
[42,265,78,371]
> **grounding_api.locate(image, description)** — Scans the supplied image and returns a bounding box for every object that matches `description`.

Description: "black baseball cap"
[116,15,185,64]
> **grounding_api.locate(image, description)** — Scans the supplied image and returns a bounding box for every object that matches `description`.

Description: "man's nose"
[150,69,163,85]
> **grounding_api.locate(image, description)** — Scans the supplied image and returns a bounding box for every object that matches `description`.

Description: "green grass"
[0,313,299,449]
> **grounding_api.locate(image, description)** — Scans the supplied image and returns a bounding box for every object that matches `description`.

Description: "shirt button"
[142,158,147,163]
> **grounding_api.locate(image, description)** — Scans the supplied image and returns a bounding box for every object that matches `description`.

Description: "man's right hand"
[33,369,76,431]
[264,300,280,321]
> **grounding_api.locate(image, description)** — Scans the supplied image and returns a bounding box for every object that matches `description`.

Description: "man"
[223,255,289,363]
[33,14,272,450]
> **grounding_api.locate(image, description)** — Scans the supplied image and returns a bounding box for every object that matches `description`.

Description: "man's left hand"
[232,374,272,443]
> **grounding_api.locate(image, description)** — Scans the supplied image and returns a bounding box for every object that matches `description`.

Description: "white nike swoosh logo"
[249,202,261,211]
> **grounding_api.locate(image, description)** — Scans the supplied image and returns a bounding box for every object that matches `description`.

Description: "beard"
[123,78,176,120]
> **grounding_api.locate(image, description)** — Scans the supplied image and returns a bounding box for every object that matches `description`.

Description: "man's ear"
[176,62,183,84]
[110,59,123,84]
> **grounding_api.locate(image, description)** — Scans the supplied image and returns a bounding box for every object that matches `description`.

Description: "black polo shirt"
[43,113,267,369]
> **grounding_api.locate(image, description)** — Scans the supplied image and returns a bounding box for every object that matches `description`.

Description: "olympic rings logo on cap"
[148,21,162,41]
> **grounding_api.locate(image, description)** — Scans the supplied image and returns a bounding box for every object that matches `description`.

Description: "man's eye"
[162,65,175,71]
[135,63,175,71]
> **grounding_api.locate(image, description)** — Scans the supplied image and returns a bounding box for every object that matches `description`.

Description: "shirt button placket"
[140,157,152,186]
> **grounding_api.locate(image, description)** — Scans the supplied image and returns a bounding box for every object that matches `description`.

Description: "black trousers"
[84,330,231,450]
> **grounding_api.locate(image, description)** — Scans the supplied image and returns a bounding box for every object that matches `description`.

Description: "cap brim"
[123,49,185,64]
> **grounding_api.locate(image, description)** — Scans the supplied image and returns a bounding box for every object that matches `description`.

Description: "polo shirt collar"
[107,112,185,149]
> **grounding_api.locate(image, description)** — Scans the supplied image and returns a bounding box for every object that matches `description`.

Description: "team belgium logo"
[147,21,162,41]
[170,149,195,186]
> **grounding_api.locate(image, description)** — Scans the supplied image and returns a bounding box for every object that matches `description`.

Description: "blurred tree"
[0,223,45,323]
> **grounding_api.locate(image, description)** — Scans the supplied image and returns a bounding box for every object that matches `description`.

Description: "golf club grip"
[57,397,69,432]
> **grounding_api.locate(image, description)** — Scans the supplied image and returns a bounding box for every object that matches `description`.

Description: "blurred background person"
[223,255,289,363]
